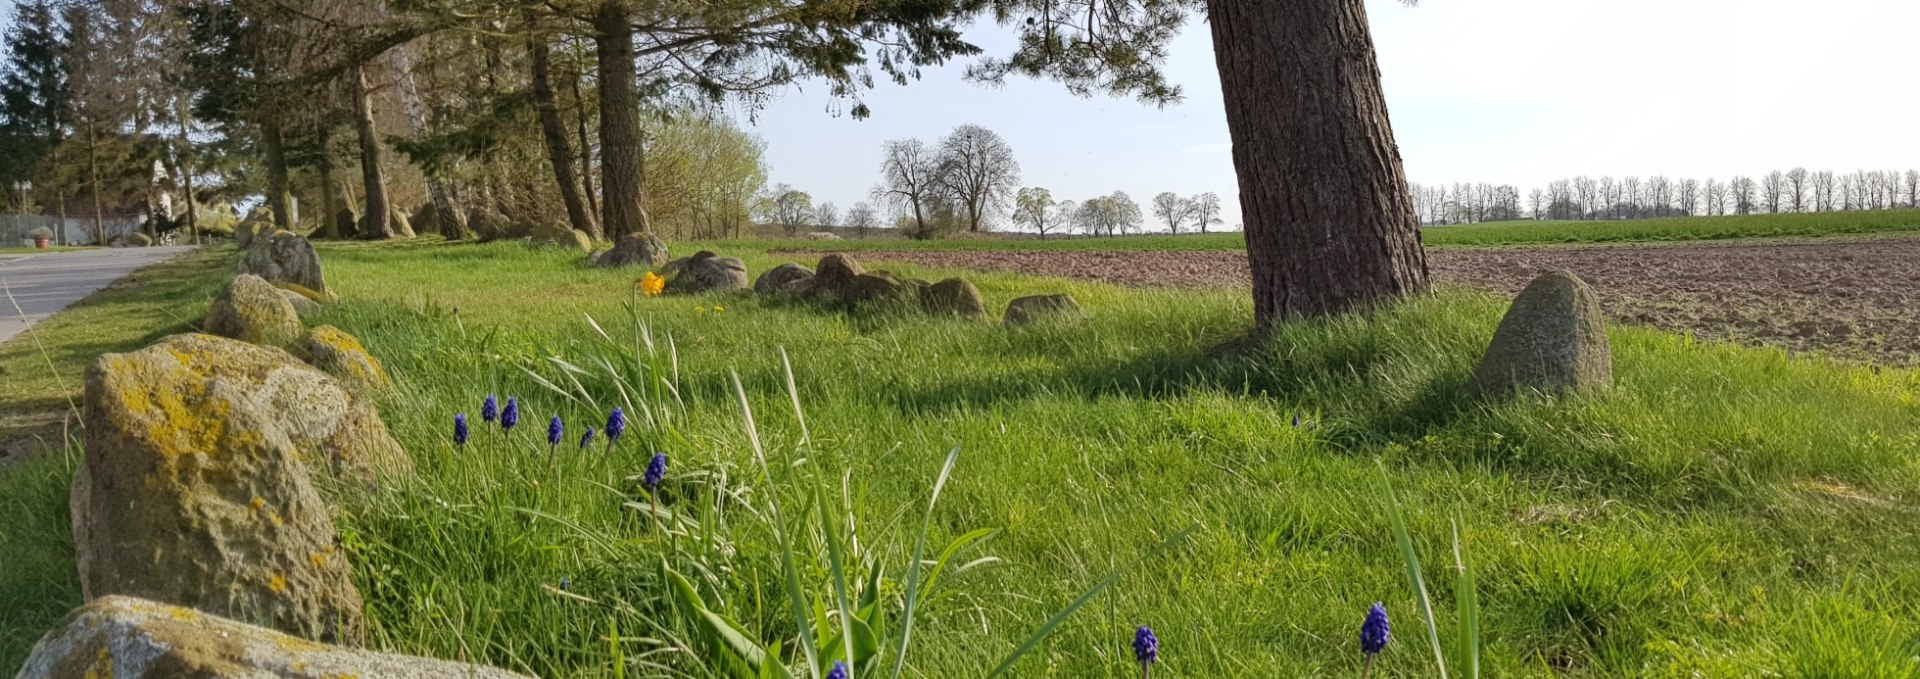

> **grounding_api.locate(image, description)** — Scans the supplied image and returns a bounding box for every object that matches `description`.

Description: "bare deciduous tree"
[1151,191,1187,233]
[846,201,876,239]
[814,201,839,231]
[1786,167,1809,213]
[1014,187,1064,239]
[1762,170,1785,213]
[873,138,944,237]
[937,124,1019,233]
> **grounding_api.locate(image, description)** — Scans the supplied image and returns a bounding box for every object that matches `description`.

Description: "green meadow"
[3,239,1918,677]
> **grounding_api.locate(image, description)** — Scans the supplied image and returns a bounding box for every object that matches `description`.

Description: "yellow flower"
[695,306,708,313]
[713,305,726,313]
[637,272,666,296]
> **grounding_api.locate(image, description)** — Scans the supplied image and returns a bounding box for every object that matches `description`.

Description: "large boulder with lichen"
[842,272,912,307]
[72,334,403,643]
[921,278,988,320]
[293,325,389,389]
[239,231,333,300]
[754,263,815,295]
[15,596,533,679]
[107,232,153,248]
[665,251,748,294]
[812,253,864,297]
[205,274,304,347]
[85,333,409,479]
[1472,270,1613,395]
[597,232,670,268]
[1003,293,1083,326]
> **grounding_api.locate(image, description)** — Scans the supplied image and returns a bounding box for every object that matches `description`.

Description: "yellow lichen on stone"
[295,325,391,389]
[268,573,288,593]
[309,552,328,569]
[251,496,267,511]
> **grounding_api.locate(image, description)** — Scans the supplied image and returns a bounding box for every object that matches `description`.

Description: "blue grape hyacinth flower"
[580,426,596,449]
[1361,602,1390,656]
[605,407,626,442]
[453,413,469,446]
[547,414,564,447]
[1133,625,1158,677]
[644,452,668,491]
[825,661,848,679]
[481,394,498,423]
[501,396,520,431]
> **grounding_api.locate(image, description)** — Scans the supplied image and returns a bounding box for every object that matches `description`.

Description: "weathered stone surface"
[597,232,671,268]
[205,274,304,347]
[1472,270,1613,395]
[813,253,864,296]
[277,289,320,317]
[293,325,390,389]
[108,232,154,248]
[390,207,416,238]
[527,222,592,252]
[843,273,911,306]
[74,334,391,642]
[754,263,815,295]
[467,209,512,241]
[410,202,443,237]
[15,596,534,679]
[1003,293,1083,326]
[239,232,333,300]
[233,222,261,248]
[330,208,358,239]
[667,251,749,294]
[86,333,409,479]
[922,277,989,320]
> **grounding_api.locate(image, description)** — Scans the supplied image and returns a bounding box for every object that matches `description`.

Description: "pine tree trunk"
[353,66,393,240]
[594,0,651,239]
[529,27,599,239]
[87,122,104,242]
[318,152,340,239]
[389,40,468,239]
[262,119,294,232]
[568,40,600,224]
[1205,0,1429,325]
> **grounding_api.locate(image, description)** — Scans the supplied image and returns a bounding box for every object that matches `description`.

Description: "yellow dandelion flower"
[637,272,666,296]
[695,306,708,313]
[713,305,726,313]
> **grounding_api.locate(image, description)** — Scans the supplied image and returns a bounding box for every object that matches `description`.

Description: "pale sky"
[749,0,1920,230]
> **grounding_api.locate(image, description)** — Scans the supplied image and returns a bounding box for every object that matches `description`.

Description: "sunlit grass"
[2,239,1918,677]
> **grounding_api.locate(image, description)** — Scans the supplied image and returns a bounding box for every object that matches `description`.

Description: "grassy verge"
[5,239,1919,677]
[749,209,1920,252]
[0,246,93,255]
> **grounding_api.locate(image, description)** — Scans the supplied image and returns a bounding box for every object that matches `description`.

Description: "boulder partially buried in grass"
[1472,270,1613,395]
[527,222,593,252]
[205,274,304,347]
[921,277,989,320]
[294,325,390,389]
[754,263,815,295]
[74,335,387,643]
[812,253,864,297]
[1003,293,1083,326]
[667,251,749,293]
[597,232,671,268]
[240,231,334,300]
[15,596,533,679]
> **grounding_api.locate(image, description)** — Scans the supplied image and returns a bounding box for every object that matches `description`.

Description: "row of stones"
[16,233,531,679]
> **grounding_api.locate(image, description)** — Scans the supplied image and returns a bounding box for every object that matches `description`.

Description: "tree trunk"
[318,151,340,239]
[529,26,599,239]
[568,38,600,225]
[389,38,468,239]
[1205,0,1429,325]
[262,119,294,232]
[87,122,104,243]
[594,0,650,239]
[352,66,393,240]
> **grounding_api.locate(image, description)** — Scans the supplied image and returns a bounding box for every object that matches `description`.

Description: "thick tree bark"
[86,122,104,242]
[1206,0,1429,325]
[352,66,393,240]
[568,38,600,226]
[528,28,599,239]
[594,0,651,239]
[261,119,294,232]
[318,151,340,239]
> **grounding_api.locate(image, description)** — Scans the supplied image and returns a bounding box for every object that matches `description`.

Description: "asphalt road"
[0,246,199,346]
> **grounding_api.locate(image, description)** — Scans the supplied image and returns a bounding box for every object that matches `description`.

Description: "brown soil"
[794,237,1920,364]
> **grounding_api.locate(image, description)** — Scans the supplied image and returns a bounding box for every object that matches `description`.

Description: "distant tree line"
[1411,168,1920,225]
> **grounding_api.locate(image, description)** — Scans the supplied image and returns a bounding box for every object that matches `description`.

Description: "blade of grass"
[890,445,961,679]
[1452,518,1480,679]
[1379,461,1448,679]
[983,524,1199,679]
[734,370,822,679]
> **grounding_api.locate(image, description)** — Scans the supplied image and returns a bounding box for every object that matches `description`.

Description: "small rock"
[806,231,842,241]
[239,231,333,300]
[15,596,533,679]
[813,253,864,296]
[668,251,749,294]
[278,288,321,317]
[205,274,304,347]
[294,325,390,389]
[1472,270,1613,394]
[1003,294,1083,326]
[843,273,911,306]
[597,232,671,268]
[922,278,989,320]
[466,208,513,241]
[754,263,815,295]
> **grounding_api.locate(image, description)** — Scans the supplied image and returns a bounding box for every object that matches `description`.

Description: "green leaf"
[1379,461,1449,679]
[983,524,1199,679]
[1453,519,1481,679]
[891,445,961,679]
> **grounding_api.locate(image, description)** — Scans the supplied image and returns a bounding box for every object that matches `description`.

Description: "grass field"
[4,240,1920,677]
[752,209,1920,252]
